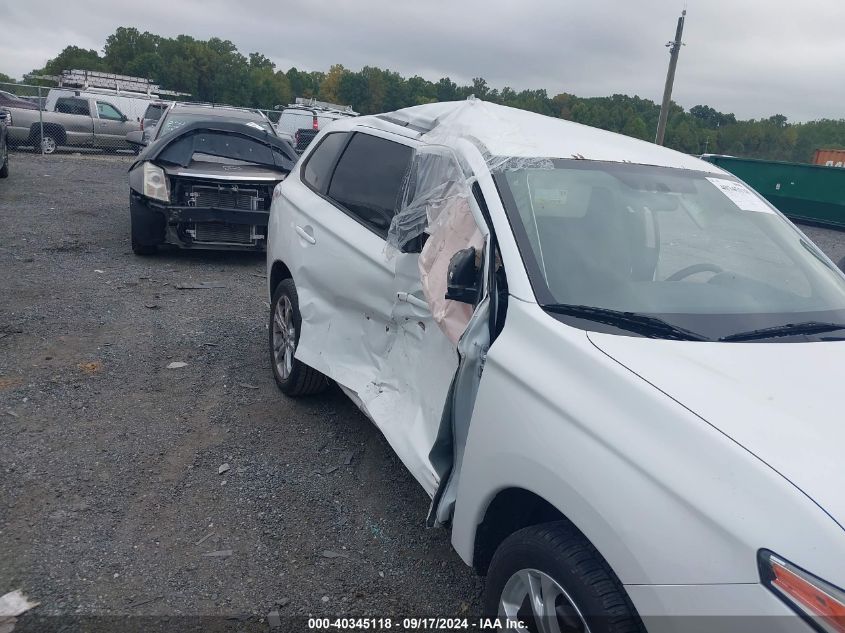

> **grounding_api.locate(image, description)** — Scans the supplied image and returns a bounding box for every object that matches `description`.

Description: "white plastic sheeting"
[387,146,485,345]
[384,99,552,343]
[295,99,532,497]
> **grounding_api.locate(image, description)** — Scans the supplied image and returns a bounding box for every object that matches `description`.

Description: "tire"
[0,152,8,179]
[484,522,644,633]
[269,278,329,396]
[132,241,157,255]
[130,213,158,256]
[39,134,57,154]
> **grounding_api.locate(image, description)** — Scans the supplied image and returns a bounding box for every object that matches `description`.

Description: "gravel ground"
[0,152,483,629]
[2,151,845,631]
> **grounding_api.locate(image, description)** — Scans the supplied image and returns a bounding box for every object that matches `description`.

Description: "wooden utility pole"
[655,9,686,146]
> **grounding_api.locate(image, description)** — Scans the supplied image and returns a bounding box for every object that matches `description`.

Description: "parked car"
[274,101,356,153]
[267,99,845,632]
[139,100,172,142]
[143,102,277,144]
[0,108,9,178]
[0,89,39,111]
[125,105,297,254]
[6,95,136,153]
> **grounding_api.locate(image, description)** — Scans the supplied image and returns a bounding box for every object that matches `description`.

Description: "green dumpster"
[700,155,845,229]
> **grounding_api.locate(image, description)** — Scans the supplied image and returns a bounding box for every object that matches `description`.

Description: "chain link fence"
[1,81,144,155]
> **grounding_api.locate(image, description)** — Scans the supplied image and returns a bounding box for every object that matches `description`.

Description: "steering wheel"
[666,263,724,282]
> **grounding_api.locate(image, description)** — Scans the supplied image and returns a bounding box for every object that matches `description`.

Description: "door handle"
[295,224,316,245]
[397,292,429,310]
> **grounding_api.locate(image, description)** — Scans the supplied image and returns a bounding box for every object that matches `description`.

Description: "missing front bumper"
[130,192,270,251]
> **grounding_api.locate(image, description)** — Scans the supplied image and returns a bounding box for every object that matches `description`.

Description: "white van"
[274,104,357,152]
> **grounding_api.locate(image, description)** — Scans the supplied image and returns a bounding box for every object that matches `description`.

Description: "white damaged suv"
[267,99,845,632]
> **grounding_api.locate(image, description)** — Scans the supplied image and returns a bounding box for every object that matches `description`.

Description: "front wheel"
[269,278,329,396]
[484,522,643,633]
[0,152,8,179]
[130,216,158,256]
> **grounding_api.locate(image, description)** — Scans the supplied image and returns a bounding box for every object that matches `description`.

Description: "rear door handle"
[295,224,316,244]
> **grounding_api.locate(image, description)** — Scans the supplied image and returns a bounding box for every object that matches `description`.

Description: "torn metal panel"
[294,153,490,495]
[295,253,459,495]
[427,293,491,527]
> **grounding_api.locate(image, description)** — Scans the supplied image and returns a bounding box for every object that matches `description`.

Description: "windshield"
[496,160,845,340]
[157,112,275,139]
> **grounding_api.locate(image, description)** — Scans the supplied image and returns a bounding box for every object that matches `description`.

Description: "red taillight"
[312,115,319,131]
[140,119,144,131]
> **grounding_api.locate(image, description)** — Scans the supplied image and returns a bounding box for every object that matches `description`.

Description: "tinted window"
[157,112,274,138]
[144,104,167,122]
[55,98,90,116]
[302,132,349,193]
[327,133,413,235]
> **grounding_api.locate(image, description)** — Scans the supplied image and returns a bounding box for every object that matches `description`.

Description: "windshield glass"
[157,112,275,138]
[497,160,845,340]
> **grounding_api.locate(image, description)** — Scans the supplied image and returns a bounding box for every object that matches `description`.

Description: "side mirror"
[445,247,481,304]
[125,130,147,147]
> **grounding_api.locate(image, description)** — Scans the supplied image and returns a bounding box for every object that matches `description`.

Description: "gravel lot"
[2,151,844,631]
[0,152,483,629]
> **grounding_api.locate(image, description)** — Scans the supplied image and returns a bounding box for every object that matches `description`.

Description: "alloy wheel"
[272,295,296,380]
[498,568,591,633]
[40,136,57,154]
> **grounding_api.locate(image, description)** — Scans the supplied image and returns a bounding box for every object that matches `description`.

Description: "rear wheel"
[484,522,643,633]
[0,151,8,179]
[39,134,57,154]
[269,278,329,396]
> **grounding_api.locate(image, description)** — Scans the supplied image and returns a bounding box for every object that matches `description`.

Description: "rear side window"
[55,98,90,116]
[327,133,413,236]
[302,132,349,194]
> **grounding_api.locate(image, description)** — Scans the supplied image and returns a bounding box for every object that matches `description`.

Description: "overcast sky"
[2,0,843,122]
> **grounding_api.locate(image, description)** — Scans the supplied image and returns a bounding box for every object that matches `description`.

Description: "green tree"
[25,25,845,166]
[319,64,346,103]
[103,27,159,72]
[31,46,104,77]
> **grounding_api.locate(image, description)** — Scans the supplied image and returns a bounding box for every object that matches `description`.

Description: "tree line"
[4,26,844,163]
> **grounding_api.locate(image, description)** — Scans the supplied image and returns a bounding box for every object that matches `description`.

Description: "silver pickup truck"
[7,95,137,153]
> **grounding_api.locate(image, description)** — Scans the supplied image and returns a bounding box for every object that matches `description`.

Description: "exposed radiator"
[188,185,264,211]
[193,223,254,245]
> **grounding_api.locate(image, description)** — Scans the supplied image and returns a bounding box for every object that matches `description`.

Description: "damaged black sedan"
[126,114,297,254]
